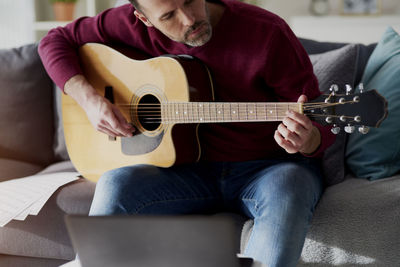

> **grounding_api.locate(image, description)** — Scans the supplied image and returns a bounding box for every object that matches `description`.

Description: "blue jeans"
[89,158,323,267]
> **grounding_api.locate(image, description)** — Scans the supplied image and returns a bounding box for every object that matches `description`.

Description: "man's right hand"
[64,74,135,138]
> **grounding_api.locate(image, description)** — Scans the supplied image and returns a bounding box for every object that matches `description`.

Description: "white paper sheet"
[0,172,79,227]
[59,259,82,267]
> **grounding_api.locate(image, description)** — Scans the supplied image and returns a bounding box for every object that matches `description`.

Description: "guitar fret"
[210,102,216,122]
[231,103,238,121]
[176,102,180,123]
[168,103,172,124]
[248,103,255,121]
[266,104,275,121]
[199,103,204,122]
[216,103,223,121]
[222,103,229,122]
[178,103,182,123]
[182,103,187,123]
[173,103,177,123]
[203,103,209,122]
[255,104,262,121]
[239,103,247,121]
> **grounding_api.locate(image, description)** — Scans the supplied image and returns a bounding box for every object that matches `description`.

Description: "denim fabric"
[89,158,323,267]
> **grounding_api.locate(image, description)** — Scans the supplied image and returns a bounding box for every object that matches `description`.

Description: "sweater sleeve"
[263,21,335,157]
[38,4,139,90]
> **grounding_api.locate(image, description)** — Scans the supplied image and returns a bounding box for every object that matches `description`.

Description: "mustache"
[185,21,207,38]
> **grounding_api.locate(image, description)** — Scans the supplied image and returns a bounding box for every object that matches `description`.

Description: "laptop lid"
[65,215,242,267]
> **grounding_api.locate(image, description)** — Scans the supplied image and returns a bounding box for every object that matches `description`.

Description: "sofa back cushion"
[307,44,358,186]
[0,44,55,166]
[299,38,376,86]
[346,27,400,180]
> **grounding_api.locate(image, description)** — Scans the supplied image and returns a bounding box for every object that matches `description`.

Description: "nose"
[178,8,195,26]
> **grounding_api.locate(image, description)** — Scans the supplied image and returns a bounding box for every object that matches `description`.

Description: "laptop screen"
[65,215,242,267]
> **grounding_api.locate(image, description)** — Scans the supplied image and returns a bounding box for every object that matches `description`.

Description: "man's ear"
[134,10,153,27]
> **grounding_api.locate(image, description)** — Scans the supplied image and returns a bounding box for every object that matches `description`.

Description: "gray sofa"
[0,38,399,267]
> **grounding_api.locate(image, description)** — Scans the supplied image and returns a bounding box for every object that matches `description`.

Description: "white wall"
[0,0,34,49]
[255,0,400,22]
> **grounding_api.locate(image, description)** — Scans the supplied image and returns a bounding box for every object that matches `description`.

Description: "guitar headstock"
[305,84,388,135]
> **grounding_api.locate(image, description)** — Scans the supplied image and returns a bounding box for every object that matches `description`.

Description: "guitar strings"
[103,98,355,122]
[111,101,349,109]
[136,114,356,124]
[114,102,329,107]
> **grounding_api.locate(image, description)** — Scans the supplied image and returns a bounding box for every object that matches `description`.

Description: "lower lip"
[189,24,205,37]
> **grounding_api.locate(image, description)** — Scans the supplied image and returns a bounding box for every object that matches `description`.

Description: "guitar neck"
[160,102,302,124]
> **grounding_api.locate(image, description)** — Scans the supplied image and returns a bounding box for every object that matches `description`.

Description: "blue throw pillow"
[345,27,400,180]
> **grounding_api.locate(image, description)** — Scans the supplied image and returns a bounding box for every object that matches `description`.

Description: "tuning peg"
[329,84,339,95]
[358,83,364,93]
[346,84,353,95]
[344,124,355,134]
[325,117,333,124]
[331,126,341,135]
[358,125,370,134]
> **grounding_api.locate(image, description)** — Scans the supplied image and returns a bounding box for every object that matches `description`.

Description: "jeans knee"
[243,162,322,217]
[274,163,321,208]
[90,165,156,215]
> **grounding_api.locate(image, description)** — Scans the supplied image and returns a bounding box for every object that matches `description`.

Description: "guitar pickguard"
[121,131,164,155]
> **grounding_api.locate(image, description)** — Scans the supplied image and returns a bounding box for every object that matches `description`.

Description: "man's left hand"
[274,95,321,154]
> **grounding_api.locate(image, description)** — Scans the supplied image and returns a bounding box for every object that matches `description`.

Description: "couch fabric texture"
[1,32,399,267]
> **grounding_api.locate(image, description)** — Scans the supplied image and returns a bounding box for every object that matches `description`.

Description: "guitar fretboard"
[161,102,302,124]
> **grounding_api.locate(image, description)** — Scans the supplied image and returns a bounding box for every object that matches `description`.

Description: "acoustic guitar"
[62,43,387,182]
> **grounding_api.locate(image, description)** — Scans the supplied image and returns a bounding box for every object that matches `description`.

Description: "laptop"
[65,215,249,267]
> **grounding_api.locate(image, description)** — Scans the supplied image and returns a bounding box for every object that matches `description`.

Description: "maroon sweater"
[39,0,334,162]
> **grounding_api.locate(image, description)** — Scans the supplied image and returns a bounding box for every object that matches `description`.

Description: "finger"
[282,116,308,137]
[285,110,312,131]
[103,119,133,137]
[98,124,120,137]
[112,106,136,134]
[278,123,302,148]
[274,130,297,154]
[106,111,133,137]
[297,94,308,103]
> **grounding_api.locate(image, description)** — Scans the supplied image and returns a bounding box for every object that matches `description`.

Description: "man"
[39,0,334,266]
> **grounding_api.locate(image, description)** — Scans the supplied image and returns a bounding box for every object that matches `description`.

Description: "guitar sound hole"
[137,94,161,131]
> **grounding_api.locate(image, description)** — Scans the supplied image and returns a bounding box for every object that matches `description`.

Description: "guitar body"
[62,43,214,182]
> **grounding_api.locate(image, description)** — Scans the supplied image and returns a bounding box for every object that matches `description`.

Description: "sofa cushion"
[308,44,359,186]
[0,158,42,182]
[37,160,76,175]
[298,174,400,266]
[310,44,358,92]
[0,254,67,267]
[0,44,55,166]
[300,38,377,86]
[0,162,94,260]
[346,27,400,180]
[241,174,400,266]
